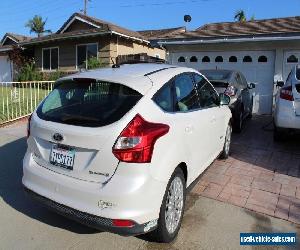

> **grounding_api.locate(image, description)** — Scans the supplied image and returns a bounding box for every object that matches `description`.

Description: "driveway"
[0,118,300,250]
[192,115,300,225]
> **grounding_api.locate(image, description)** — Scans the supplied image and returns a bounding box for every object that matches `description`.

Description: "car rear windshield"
[210,81,229,88]
[37,79,142,127]
[202,70,231,81]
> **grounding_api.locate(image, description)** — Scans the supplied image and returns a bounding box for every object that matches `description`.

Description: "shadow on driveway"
[0,137,98,234]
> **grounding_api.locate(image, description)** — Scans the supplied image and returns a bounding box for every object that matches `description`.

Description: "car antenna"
[111,58,120,68]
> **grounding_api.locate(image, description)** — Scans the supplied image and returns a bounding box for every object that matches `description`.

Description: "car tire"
[219,123,232,159]
[273,125,285,142]
[233,109,243,133]
[248,99,253,119]
[149,168,186,243]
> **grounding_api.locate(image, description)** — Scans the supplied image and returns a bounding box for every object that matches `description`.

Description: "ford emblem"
[53,133,64,142]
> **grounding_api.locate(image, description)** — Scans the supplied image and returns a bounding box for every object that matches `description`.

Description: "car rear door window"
[193,73,219,108]
[173,73,201,112]
[153,83,174,112]
[37,79,142,127]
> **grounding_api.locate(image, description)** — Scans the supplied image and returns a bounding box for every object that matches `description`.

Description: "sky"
[1,0,300,39]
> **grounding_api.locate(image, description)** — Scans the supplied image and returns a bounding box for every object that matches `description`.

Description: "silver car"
[201,69,255,132]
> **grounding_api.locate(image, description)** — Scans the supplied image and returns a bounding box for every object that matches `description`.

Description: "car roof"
[59,63,194,94]
[200,69,235,82]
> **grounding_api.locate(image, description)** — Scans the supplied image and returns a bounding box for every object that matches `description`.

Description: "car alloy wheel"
[224,124,232,156]
[165,176,184,234]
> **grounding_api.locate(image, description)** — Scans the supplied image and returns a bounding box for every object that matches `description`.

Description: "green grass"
[0,84,52,123]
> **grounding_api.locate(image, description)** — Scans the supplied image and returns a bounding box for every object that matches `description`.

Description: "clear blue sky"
[1,0,300,39]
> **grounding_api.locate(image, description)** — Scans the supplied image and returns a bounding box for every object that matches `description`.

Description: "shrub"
[86,57,107,69]
[17,62,43,82]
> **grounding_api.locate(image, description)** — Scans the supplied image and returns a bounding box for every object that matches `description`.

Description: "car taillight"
[224,86,236,97]
[280,85,294,101]
[112,219,135,228]
[27,114,32,138]
[112,114,169,163]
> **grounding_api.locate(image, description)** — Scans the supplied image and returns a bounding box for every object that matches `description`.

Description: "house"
[0,13,165,81]
[0,33,31,81]
[18,13,165,72]
[146,16,300,115]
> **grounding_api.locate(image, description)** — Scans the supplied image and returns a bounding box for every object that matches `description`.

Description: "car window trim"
[152,72,205,114]
[192,73,220,110]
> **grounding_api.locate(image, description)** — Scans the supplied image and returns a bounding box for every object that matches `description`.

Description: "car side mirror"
[248,83,256,89]
[219,93,231,106]
[276,80,284,87]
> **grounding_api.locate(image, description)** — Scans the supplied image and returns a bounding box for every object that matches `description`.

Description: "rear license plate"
[50,144,75,170]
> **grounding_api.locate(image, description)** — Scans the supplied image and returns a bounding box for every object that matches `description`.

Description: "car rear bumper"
[23,186,154,236]
[22,151,166,233]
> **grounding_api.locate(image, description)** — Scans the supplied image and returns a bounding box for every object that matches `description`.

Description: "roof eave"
[157,34,300,45]
[20,30,149,46]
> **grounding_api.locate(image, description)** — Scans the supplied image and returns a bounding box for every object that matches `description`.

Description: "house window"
[258,55,268,63]
[229,56,237,62]
[287,55,298,63]
[202,56,210,63]
[243,55,252,62]
[190,56,198,62]
[77,43,98,69]
[42,47,59,70]
[178,56,186,63]
[215,56,223,62]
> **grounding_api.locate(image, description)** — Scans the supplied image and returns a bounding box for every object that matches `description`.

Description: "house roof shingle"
[21,12,147,45]
[1,33,32,45]
[161,16,300,40]
[138,27,186,40]
[57,12,145,40]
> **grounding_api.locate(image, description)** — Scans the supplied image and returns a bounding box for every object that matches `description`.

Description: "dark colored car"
[201,69,255,132]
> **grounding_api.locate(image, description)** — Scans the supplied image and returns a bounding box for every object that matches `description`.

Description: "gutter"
[20,31,149,46]
[0,47,13,52]
[157,35,300,45]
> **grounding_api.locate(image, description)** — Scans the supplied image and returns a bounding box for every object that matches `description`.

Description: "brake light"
[27,114,32,138]
[112,114,169,163]
[112,219,135,228]
[280,86,294,101]
[224,86,236,97]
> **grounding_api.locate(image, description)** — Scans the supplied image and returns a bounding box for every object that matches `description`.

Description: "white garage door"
[171,50,275,114]
[283,51,300,81]
[0,56,12,82]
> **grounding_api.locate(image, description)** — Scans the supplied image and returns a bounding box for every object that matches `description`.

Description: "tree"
[234,10,247,22]
[25,15,51,37]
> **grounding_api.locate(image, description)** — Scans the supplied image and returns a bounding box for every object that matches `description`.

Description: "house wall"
[33,34,165,72]
[164,39,300,81]
[33,35,112,71]
[109,36,165,62]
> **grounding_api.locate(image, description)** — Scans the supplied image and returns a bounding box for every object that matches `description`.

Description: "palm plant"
[234,10,247,22]
[25,15,51,37]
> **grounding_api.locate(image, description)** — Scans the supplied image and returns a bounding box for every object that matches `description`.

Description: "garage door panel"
[0,56,12,82]
[173,51,275,114]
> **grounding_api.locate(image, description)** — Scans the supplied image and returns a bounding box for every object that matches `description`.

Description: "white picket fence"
[0,81,55,125]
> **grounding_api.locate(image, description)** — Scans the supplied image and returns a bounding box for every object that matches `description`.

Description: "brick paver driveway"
[192,115,300,224]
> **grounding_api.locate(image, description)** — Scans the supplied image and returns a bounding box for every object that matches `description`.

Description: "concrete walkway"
[0,120,299,250]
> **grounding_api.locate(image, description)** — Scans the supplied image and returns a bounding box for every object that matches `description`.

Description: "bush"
[17,62,43,82]
[85,57,107,69]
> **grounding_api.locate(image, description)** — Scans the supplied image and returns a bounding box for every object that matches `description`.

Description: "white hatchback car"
[22,63,232,242]
[274,65,300,141]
